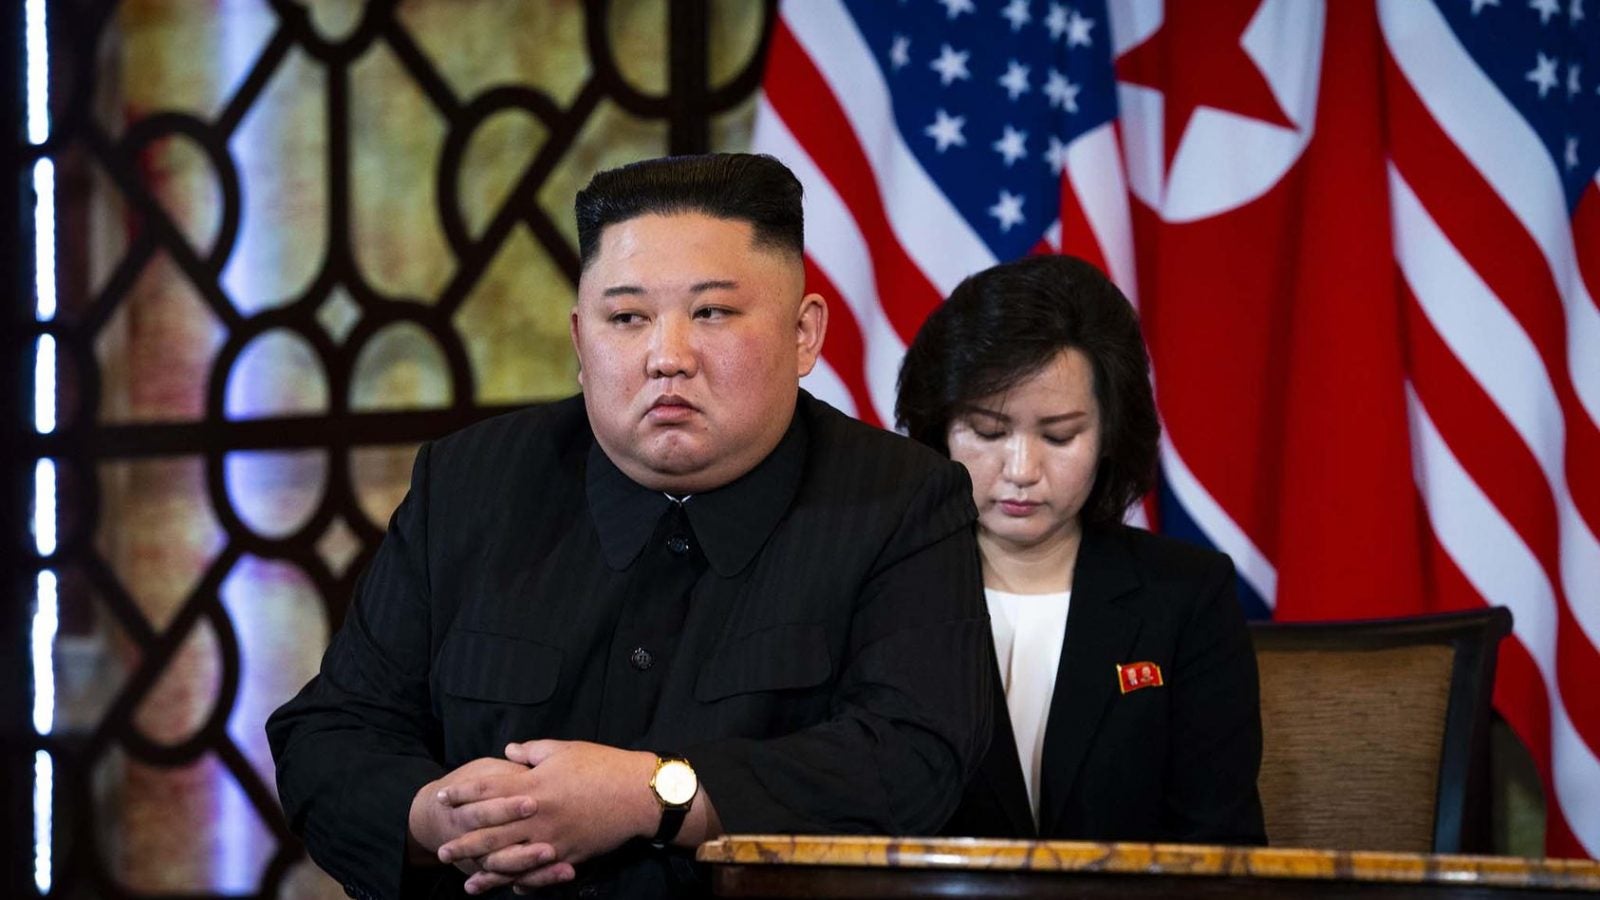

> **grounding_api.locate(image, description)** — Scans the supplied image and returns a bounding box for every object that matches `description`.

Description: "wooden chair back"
[1250,607,1511,853]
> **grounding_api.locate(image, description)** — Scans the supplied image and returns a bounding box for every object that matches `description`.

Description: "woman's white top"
[985,588,1072,826]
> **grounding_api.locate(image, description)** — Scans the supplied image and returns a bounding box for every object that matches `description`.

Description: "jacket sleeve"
[682,460,994,836]
[1164,554,1267,844]
[266,442,449,900]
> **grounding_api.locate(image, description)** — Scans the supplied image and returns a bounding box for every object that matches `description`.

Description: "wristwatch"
[648,755,698,845]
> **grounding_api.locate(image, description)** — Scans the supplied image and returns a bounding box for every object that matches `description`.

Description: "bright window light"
[33,460,55,556]
[25,0,48,145]
[31,570,57,736]
[32,159,55,321]
[32,571,58,895]
[28,0,57,893]
[34,334,55,433]
[34,750,52,893]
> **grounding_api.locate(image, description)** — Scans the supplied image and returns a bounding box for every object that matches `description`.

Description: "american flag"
[1381,0,1600,860]
[754,0,1599,858]
[755,0,1132,429]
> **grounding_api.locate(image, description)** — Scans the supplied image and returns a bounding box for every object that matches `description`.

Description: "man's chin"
[638,432,708,468]
[624,444,717,492]
[632,465,714,495]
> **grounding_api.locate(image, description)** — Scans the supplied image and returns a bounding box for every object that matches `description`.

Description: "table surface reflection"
[698,835,1600,898]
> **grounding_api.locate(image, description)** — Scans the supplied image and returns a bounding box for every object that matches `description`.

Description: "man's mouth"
[647,395,698,423]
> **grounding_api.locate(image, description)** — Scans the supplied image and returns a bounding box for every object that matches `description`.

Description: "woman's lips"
[998,500,1040,516]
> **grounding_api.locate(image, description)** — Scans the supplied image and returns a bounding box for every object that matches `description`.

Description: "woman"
[898,255,1265,844]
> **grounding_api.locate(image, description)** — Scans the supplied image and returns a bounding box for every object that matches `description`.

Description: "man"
[267,153,991,899]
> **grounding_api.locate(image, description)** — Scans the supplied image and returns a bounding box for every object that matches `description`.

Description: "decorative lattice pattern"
[20,1,774,895]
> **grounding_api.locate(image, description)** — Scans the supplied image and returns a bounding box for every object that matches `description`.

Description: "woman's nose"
[1002,435,1042,485]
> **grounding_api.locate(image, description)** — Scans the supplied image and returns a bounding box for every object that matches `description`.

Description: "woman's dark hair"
[575,153,803,269]
[896,255,1159,527]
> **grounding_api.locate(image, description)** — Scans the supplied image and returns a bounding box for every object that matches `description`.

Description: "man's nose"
[1002,435,1042,485]
[646,316,697,378]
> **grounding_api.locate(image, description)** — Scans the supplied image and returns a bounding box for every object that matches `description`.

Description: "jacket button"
[630,647,654,670]
[666,533,690,554]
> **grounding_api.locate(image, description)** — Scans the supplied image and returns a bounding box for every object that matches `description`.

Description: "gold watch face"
[654,759,697,806]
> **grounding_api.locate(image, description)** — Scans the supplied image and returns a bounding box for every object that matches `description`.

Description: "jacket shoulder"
[426,395,588,467]
[798,392,959,483]
[413,395,590,517]
[1105,524,1237,587]
[794,393,977,560]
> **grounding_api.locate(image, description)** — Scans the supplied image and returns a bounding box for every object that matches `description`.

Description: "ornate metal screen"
[15,1,774,895]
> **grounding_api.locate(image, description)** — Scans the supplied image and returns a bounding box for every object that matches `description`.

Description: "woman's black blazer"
[943,523,1267,844]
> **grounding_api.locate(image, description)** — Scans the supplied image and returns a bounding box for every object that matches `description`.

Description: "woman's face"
[945,348,1103,556]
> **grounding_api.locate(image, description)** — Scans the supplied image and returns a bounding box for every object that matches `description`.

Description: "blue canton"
[1437,0,1600,211]
[844,0,1119,258]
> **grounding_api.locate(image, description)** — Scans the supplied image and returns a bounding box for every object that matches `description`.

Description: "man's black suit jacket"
[942,524,1266,844]
[267,393,992,899]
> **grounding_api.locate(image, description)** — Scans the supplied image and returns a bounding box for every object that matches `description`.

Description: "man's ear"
[795,292,828,377]
[570,306,585,388]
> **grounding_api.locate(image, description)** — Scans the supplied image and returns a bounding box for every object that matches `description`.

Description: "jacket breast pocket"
[436,629,562,705]
[694,622,833,702]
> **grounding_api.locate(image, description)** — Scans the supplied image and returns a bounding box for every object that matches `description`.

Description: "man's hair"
[575,153,804,269]
[895,255,1159,528]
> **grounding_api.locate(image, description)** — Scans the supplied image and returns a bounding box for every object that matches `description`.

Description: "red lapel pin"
[1117,661,1164,694]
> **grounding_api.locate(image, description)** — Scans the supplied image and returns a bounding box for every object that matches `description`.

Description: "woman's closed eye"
[956,413,1009,440]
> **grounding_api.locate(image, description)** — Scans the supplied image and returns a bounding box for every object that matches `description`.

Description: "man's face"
[572,212,827,494]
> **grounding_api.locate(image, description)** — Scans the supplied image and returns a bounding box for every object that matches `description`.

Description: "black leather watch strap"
[652,804,688,845]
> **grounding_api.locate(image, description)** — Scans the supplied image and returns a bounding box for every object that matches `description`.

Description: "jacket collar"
[1036,524,1145,835]
[585,401,808,577]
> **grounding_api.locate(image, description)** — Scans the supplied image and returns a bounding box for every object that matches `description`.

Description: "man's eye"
[694,306,733,320]
[610,312,643,325]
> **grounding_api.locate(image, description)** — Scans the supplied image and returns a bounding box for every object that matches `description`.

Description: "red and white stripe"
[1061,119,1276,596]
[757,0,997,425]
[1060,122,1139,305]
[1380,0,1600,857]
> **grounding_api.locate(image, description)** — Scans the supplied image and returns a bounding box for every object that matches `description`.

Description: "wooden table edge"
[696,836,1600,891]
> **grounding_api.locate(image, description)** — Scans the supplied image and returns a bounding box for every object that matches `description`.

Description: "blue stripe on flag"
[1156,477,1272,621]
